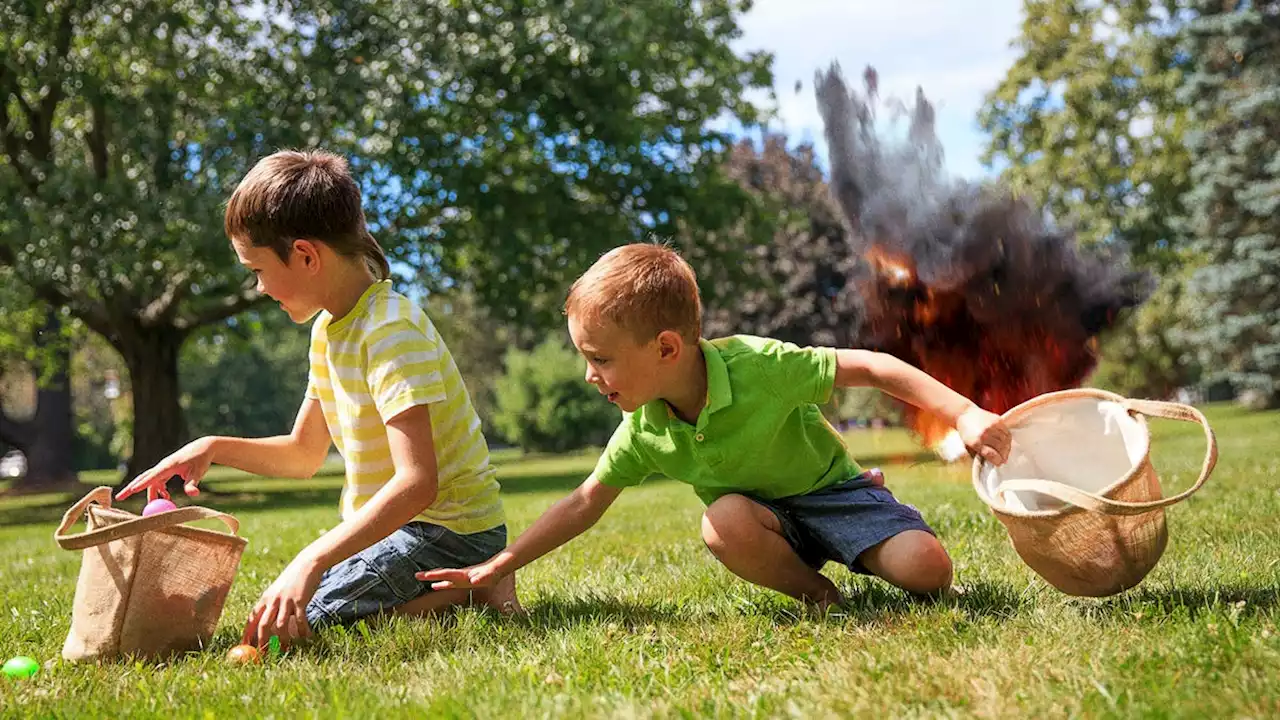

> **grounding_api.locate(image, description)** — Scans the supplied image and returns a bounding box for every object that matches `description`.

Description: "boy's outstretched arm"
[418,475,623,590]
[835,349,1012,465]
[116,398,331,500]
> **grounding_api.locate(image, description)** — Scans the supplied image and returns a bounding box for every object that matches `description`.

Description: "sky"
[734,0,1026,181]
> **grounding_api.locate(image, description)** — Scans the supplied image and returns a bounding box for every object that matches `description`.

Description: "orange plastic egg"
[225,644,262,665]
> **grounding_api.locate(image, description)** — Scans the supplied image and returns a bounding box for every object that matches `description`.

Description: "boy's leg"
[855,530,953,596]
[701,494,843,608]
[779,475,952,597]
[307,522,513,629]
[392,588,472,617]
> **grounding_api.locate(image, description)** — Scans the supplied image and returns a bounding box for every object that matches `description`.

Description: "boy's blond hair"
[564,243,702,343]
[225,149,391,280]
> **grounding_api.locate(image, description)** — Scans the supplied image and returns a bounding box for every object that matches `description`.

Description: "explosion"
[815,64,1153,454]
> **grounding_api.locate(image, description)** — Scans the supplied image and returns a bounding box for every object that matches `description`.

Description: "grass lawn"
[1,403,1277,717]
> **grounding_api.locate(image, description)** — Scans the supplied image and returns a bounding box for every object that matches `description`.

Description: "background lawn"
[1,403,1277,718]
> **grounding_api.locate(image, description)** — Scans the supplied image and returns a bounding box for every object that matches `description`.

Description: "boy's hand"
[417,560,502,590]
[242,554,321,650]
[956,406,1012,466]
[116,437,216,502]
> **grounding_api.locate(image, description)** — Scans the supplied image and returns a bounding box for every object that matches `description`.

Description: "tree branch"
[175,286,268,331]
[138,270,191,326]
[89,93,108,180]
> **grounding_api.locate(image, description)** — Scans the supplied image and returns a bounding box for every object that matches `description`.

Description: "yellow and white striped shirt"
[306,280,504,534]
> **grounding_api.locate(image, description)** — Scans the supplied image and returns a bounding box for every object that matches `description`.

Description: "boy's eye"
[592,357,608,365]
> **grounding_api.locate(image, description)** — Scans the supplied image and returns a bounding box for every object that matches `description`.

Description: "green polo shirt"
[592,335,863,504]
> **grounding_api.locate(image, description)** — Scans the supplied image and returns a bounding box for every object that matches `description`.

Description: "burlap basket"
[972,389,1217,597]
[54,487,248,661]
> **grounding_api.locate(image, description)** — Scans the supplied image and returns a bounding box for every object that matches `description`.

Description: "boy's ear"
[656,330,683,362]
[292,239,321,272]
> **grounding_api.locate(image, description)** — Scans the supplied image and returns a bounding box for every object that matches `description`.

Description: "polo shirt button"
[695,433,705,442]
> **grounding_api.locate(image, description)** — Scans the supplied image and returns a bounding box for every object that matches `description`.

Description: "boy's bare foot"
[472,572,524,615]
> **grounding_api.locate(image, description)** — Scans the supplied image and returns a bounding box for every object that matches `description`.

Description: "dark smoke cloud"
[814,63,1153,427]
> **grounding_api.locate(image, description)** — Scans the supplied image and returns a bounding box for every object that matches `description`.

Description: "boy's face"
[568,315,667,413]
[232,237,322,324]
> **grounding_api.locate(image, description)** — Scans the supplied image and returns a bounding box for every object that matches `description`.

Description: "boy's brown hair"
[564,243,702,343]
[225,149,391,279]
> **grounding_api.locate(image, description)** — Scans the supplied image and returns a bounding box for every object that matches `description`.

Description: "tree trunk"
[116,323,189,483]
[0,310,81,495]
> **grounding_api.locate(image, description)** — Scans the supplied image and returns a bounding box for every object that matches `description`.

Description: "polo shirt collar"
[640,338,733,432]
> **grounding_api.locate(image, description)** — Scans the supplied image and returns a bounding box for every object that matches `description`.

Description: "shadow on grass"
[754,578,1033,626]
[1075,582,1280,621]
[515,595,687,631]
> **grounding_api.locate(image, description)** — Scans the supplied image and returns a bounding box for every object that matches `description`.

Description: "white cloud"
[734,0,1025,179]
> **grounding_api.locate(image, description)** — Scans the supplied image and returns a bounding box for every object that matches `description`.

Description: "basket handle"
[994,399,1218,516]
[54,486,241,550]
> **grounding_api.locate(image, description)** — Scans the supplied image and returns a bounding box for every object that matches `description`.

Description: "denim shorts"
[305,521,506,628]
[747,472,936,575]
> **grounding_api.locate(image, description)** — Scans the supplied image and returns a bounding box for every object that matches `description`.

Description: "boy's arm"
[834,349,1012,464]
[116,398,331,500]
[243,402,442,646]
[291,402,440,571]
[417,475,623,590]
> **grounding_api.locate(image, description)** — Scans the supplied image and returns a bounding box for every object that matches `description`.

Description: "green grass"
[1,403,1278,717]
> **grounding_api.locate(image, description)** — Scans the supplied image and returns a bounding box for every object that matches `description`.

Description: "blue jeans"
[306,521,506,628]
[747,473,936,574]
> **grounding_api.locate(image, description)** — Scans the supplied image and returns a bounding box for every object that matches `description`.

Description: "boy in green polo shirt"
[421,244,1012,608]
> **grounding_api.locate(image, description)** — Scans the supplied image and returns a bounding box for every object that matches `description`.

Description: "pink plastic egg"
[142,498,177,516]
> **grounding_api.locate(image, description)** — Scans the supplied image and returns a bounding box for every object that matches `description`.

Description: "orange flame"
[861,247,1101,454]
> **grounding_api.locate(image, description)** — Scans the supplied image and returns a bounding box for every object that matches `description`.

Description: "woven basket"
[971,389,1217,597]
[55,487,248,661]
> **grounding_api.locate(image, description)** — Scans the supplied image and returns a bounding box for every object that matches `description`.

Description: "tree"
[0,276,79,493]
[0,0,772,479]
[492,338,618,454]
[979,0,1193,270]
[700,136,861,346]
[1089,269,1200,398]
[180,311,311,440]
[1179,0,1280,408]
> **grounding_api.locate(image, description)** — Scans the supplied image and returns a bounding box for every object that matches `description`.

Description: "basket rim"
[970,388,1154,518]
[88,505,249,549]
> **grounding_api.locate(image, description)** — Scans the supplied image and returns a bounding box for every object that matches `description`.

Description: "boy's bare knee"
[904,537,952,595]
[701,494,758,557]
[861,530,953,595]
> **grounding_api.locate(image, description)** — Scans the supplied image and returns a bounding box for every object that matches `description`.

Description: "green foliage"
[0,0,772,328]
[979,0,1192,270]
[830,387,905,425]
[492,338,618,453]
[1179,1,1280,408]
[180,312,311,439]
[1090,271,1201,398]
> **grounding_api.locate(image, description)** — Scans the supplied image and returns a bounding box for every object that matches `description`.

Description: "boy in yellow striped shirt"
[118,149,518,647]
